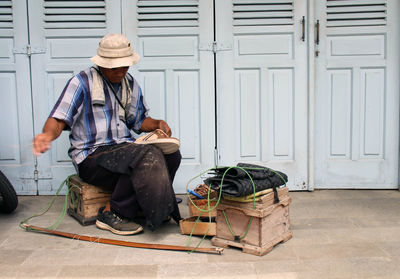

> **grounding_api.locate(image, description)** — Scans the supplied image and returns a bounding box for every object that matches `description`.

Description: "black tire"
[0,170,18,213]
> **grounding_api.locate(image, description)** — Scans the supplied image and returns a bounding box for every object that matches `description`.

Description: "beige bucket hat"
[90,33,140,68]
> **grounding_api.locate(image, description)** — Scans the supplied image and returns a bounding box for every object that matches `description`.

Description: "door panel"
[314,0,399,188]
[216,0,308,190]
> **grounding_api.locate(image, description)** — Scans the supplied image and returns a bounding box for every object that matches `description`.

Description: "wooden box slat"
[67,175,112,226]
[220,186,289,210]
[188,199,217,217]
[179,216,216,236]
[68,175,111,201]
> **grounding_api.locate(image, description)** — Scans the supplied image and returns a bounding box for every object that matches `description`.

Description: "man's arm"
[33,118,66,155]
[140,117,172,137]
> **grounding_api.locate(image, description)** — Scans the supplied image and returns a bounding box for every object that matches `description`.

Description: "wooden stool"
[67,175,112,226]
[211,187,292,256]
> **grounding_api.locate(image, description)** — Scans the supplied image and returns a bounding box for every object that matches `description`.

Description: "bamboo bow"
[22,224,223,255]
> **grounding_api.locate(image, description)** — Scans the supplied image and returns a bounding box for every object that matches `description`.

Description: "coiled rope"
[19,174,79,231]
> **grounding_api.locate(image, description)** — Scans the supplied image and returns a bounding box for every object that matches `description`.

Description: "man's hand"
[158,120,171,137]
[140,117,172,137]
[32,118,66,156]
[33,133,53,155]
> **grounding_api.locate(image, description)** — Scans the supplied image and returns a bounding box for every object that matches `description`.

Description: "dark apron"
[79,143,181,230]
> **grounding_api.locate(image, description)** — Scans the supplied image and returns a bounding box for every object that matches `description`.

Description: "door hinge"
[212,41,217,53]
[13,45,46,57]
[34,170,39,182]
[199,41,232,53]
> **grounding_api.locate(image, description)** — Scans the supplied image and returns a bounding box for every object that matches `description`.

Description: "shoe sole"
[134,139,180,154]
[95,220,143,235]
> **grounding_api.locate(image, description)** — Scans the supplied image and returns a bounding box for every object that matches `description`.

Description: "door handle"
[301,16,305,41]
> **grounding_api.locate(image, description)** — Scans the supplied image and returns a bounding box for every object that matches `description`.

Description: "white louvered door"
[29,0,121,193]
[122,0,215,193]
[0,1,36,194]
[4,0,399,194]
[314,0,400,188]
[216,0,308,190]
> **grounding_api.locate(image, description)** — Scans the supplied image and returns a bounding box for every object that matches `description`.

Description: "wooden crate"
[211,187,292,256]
[67,175,112,226]
[188,198,217,217]
[179,216,216,236]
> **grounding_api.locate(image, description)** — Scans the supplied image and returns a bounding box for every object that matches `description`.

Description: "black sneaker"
[96,207,143,235]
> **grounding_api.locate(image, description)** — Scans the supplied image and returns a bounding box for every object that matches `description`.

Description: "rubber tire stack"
[0,171,18,213]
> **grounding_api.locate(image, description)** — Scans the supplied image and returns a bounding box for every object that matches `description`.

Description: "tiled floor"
[1,189,400,278]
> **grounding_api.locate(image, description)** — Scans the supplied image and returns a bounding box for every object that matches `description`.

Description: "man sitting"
[33,34,181,235]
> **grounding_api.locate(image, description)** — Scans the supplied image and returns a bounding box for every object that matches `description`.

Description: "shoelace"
[112,213,123,223]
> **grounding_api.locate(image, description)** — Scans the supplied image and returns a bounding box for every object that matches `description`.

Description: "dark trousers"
[78,143,182,229]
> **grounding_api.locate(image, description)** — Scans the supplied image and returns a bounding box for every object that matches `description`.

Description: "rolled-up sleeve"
[49,76,84,130]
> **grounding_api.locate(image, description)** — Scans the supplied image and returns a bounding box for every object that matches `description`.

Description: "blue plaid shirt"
[49,67,149,165]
